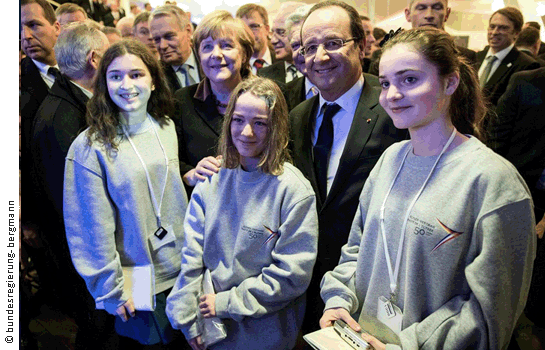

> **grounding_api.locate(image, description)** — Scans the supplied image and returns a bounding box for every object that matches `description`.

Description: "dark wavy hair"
[218,77,292,175]
[380,28,487,141]
[86,39,174,149]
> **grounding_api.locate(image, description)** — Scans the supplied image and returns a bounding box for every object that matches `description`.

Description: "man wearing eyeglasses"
[289,0,406,334]
[257,2,305,84]
[236,3,279,74]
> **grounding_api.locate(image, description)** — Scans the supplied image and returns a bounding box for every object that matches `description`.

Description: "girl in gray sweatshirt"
[63,40,188,346]
[166,77,318,350]
[319,29,536,350]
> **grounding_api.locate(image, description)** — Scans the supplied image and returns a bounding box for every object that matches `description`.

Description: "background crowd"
[19,0,545,349]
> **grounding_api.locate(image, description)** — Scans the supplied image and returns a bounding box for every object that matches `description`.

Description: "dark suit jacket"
[162,54,203,95]
[518,49,545,67]
[477,46,540,105]
[102,8,126,27]
[458,45,478,67]
[20,57,51,225]
[290,80,407,330]
[32,74,89,221]
[490,67,545,216]
[257,60,286,84]
[285,73,380,112]
[172,81,223,180]
[29,73,92,306]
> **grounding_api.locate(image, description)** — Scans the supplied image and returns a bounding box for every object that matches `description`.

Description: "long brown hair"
[218,77,292,175]
[86,39,173,149]
[381,28,488,141]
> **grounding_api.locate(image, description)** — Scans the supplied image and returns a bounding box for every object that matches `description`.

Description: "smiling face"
[199,35,244,90]
[378,43,456,133]
[405,0,450,29]
[271,14,292,62]
[289,24,305,74]
[488,13,518,53]
[150,14,192,66]
[21,3,60,65]
[106,53,154,123]
[230,92,269,171]
[302,6,364,101]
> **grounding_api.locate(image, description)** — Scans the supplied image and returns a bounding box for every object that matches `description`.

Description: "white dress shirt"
[32,59,59,89]
[250,47,273,74]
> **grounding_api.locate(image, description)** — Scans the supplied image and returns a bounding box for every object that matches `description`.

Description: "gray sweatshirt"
[166,162,318,350]
[321,137,536,350]
[63,117,188,314]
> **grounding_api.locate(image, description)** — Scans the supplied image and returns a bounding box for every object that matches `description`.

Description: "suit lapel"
[485,48,519,89]
[322,82,379,210]
[193,95,222,136]
[293,96,323,204]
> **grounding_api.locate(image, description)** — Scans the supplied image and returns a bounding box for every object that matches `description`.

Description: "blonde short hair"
[193,10,254,79]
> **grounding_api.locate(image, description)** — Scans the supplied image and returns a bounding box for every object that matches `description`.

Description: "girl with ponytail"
[319,28,536,350]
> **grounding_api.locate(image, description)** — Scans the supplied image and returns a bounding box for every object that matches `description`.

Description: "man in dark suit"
[150,5,202,93]
[515,26,545,66]
[290,0,406,333]
[490,68,545,219]
[476,7,540,106]
[20,0,60,239]
[236,4,279,74]
[31,23,116,348]
[258,2,305,84]
[404,0,477,66]
[491,67,545,344]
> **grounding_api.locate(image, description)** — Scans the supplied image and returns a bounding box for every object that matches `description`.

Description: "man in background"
[150,5,202,92]
[404,0,477,65]
[56,3,88,28]
[258,2,306,84]
[237,3,278,74]
[476,7,539,106]
[133,11,159,58]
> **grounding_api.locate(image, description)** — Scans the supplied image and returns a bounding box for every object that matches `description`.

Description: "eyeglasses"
[248,23,263,31]
[300,37,360,57]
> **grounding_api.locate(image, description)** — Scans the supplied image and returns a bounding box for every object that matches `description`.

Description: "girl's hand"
[361,333,386,350]
[116,298,135,322]
[320,307,361,331]
[199,294,216,318]
[183,156,222,186]
[188,335,205,350]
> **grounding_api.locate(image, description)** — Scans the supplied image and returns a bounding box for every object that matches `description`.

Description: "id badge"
[377,296,403,334]
[149,225,176,251]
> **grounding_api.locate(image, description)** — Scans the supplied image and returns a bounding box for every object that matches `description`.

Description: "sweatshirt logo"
[262,225,279,246]
[431,218,463,252]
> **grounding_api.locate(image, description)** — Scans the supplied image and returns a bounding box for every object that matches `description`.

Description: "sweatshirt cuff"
[215,291,230,318]
[323,295,354,314]
[385,344,401,350]
[182,321,201,341]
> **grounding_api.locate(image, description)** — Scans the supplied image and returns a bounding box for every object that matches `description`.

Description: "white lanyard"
[122,115,169,228]
[379,128,457,303]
